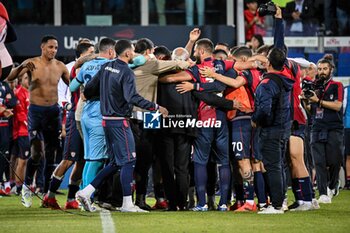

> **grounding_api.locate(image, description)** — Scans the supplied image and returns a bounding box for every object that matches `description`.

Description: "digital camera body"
[258,1,277,17]
[302,77,326,98]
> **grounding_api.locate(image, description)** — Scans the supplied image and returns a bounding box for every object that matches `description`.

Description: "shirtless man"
[7,35,70,207]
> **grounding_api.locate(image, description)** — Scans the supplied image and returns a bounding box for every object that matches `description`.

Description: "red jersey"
[13,85,29,138]
[240,69,263,109]
[186,58,235,121]
[275,60,307,125]
[244,10,265,41]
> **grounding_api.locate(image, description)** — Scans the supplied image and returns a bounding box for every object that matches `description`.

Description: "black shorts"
[63,111,84,162]
[345,128,350,156]
[291,124,306,140]
[0,124,10,155]
[28,104,61,145]
[12,137,30,159]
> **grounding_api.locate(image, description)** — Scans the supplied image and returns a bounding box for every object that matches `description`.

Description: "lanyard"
[320,80,332,100]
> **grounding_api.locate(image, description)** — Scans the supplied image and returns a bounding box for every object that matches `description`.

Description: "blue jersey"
[77,57,111,86]
[84,59,157,117]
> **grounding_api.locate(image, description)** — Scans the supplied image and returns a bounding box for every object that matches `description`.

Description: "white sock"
[259,203,266,208]
[81,184,95,197]
[246,200,255,205]
[23,185,30,191]
[304,201,312,206]
[4,182,10,189]
[122,196,134,209]
[297,200,304,205]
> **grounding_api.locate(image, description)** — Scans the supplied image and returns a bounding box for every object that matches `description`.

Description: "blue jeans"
[337,8,350,35]
[185,0,205,26]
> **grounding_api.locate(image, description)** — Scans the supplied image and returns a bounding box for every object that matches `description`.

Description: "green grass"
[1,190,350,233]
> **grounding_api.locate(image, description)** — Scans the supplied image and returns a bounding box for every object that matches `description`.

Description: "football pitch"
[1,190,349,233]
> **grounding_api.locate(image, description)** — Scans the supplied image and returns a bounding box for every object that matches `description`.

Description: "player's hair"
[267,48,285,71]
[231,46,252,58]
[216,42,230,50]
[317,54,335,69]
[75,42,94,58]
[213,49,228,56]
[154,46,171,60]
[195,38,214,54]
[135,38,154,54]
[255,44,270,55]
[115,39,133,55]
[41,35,57,44]
[78,38,91,44]
[99,37,117,53]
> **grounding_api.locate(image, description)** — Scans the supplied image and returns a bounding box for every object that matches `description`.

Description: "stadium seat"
[307,53,325,64]
[287,52,304,58]
[337,53,350,76]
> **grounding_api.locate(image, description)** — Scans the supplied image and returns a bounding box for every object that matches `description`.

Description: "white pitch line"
[100,209,116,233]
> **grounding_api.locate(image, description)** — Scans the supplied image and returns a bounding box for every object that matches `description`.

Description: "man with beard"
[301,55,344,204]
[76,39,168,212]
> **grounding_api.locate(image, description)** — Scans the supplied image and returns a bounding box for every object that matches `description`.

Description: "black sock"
[67,184,80,201]
[24,158,40,186]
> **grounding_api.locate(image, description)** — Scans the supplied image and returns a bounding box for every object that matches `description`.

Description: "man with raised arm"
[7,35,70,208]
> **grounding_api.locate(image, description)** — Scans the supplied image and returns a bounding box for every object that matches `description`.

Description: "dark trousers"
[260,130,287,208]
[304,123,314,177]
[0,126,10,184]
[311,129,344,196]
[131,120,156,196]
[159,133,192,209]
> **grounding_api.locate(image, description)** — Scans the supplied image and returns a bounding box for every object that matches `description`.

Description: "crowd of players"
[0,5,349,214]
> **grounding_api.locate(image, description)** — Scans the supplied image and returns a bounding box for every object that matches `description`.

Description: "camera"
[258,1,277,17]
[302,80,315,98]
[302,78,325,98]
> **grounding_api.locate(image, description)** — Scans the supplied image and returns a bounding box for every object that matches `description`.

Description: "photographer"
[301,55,344,204]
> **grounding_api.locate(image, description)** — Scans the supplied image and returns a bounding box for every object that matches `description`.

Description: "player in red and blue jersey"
[200,46,267,211]
[159,38,258,211]
[0,79,16,195]
[12,72,30,195]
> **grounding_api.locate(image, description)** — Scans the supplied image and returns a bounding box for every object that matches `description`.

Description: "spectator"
[336,0,350,36]
[244,0,265,41]
[323,0,337,35]
[246,34,264,54]
[185,0,205,26]
[284,0,316,36]
[155,0,166,25]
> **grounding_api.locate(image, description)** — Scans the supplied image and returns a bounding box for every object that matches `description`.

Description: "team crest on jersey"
[132,152,136,158]
[330,94,334,100]
[71,152,76,157]
[25,151,29,157]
